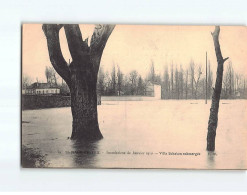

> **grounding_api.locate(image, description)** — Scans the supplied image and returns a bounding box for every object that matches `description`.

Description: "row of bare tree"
[222,61,247,99]
[23,60,247,99]
[96,60,214,99]
[162,60,213,100]
[96,59,247,99]
[98,65,148,96]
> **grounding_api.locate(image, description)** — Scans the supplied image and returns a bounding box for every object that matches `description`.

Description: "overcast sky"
[22,24,247,83]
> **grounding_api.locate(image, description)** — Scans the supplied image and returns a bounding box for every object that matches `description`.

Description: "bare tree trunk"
[171,63,174,99]
[43,24,115,141]
[69,61,102,140]
[185,70,188,99]
[190,61,195,99]
[207,26,229,151]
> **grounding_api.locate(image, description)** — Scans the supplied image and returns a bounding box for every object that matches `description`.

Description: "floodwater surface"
[22,100,247,169]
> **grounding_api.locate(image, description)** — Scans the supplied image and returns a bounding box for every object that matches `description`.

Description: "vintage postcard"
[21,24,247,169]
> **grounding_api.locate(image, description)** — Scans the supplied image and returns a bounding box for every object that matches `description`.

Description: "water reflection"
[71,140,101,168]
[207,151,216,169]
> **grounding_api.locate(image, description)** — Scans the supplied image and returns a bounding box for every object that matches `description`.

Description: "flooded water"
[22,100,247,169]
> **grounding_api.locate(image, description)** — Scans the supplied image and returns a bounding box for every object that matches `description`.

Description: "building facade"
[145,81,161,100]
[22,82,60,95]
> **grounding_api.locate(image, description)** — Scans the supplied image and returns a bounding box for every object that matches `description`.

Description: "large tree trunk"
[207,26,228,151]
[43,24,115,141]
[70,63,102,140]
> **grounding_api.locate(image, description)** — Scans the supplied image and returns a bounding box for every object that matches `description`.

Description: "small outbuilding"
[145,81,161,100]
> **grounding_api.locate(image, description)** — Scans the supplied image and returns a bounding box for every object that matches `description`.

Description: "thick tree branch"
[42,24,71,87]
[64,24,89,62]
[90,24,115,74]
[90,24,115,51]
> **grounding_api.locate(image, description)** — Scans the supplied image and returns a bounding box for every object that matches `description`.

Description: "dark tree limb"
[64,24,89,61]
[90,24,115,75]
[42,24,71,87]
[207,26,229,151]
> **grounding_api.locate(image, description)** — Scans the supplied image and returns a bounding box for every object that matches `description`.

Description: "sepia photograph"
[21,24,247,169]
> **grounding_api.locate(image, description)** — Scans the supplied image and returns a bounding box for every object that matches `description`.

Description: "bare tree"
[104,71,111,95]
[110,64,117,95]
[163,65,170,99]
[43,24,115,141]
[22,74,32,88]
[148,60,155,83]
[129,70,138,95]
[175,65,179,99]
[193,65,202,99]
[244,77,247,98]
[97,66,105,95]
[207,61,213,99]
[223,61,234,98]
[117,65,123,96]
[185,69,188,99]
[137,76,145,95]
[45,66,58,85]
[207,26,229,151]
[235,73,241,94]
[170,62,174,98]
[190,60,195,99]
[179,65,184,99]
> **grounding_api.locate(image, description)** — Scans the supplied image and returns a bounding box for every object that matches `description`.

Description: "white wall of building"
[35,88,60,94]
[153,84,161,100]
[22,88,60,95]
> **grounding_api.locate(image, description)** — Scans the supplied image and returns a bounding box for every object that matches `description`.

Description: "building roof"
[146,80,161,86]
[27,82,59,89]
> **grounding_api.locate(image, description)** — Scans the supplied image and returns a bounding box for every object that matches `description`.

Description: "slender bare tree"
[193,65,202,99]
[129,70,138,95]
[22,74,32,88]
[163,65,170,99]
[207,26,229,151]
[117,65,123,96]
[170,62,174,98]
[190,60,195,99]
[110,64,116,95]
[185,69,188,99]
[179,65,184,99]
[45,66,58,85]
[207,61,213,99]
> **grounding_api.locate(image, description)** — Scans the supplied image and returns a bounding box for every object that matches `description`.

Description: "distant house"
[22,82,60,95]
[145,81,161,100]
[117,91,124,96]
[235,91,241,98]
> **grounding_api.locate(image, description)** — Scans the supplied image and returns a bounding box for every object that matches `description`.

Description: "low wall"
[22,95,159,110]
[22,95,71,110]
[101,96,159,101]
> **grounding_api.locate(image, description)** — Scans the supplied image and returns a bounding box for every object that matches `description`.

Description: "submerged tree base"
[70,120,103,141]
[207,129,216,151]
[70,132,103,141]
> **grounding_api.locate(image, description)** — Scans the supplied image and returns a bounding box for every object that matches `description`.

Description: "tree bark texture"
[207,26,229,151]
[43,24,115,141]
